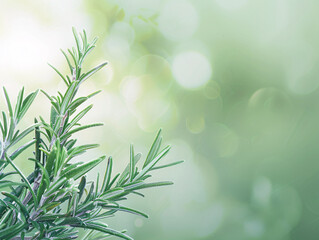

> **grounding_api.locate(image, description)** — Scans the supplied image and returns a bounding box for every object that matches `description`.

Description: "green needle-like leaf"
[143,129,162,168]
[48,63,69,86]
[134,145,171,180]
[72,222,133,240]
[17,90,38,123]
[129,144,135,182]
[61,49,74,73]
[63,156,105,180]
[102,204,148,218]
[3,88,13,118]
[60,123,103,141]
[80,62,108,83]
[64,104,93,133]
[9,139,36,160]
[102,157,113,192]
[1,192,29,219]
[5,156,38,209]
[14,87,24,120]
[151,160,184,171]
[7,123,40,149]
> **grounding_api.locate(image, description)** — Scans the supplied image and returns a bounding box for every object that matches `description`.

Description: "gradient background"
[1,0,319,239]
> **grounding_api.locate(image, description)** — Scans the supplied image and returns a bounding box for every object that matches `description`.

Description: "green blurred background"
[1,0,319,239]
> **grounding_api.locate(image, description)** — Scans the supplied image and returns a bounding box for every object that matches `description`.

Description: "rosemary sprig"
[0,28,182,239]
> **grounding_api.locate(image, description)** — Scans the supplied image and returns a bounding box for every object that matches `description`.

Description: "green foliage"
[0,28,181,239]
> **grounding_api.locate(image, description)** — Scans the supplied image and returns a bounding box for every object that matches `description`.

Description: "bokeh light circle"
[105,35,130,65]
[120,76,143,103]
[130,54,172,92]
[186,115,205,134]
[172,51,212,89]
[211,123,239,158]
[204,80,220,99]
[285,48,319,95]
[158,0,198,42]
[109,22,135,45]
[248,88,293,136]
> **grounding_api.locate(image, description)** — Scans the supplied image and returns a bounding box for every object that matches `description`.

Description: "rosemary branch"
[0,28,182,240]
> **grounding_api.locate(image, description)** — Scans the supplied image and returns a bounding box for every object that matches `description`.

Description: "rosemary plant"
[0,28,182,239]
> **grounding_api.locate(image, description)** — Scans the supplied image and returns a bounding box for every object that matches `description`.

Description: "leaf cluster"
[0,28,181,239]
